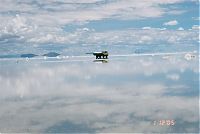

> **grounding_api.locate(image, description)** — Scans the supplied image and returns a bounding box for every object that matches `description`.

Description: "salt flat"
[0,54,198,133]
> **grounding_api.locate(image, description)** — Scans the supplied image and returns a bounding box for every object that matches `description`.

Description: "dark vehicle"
[93,51,108,59]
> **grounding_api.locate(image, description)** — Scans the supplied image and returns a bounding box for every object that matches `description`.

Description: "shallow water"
[0,54,199,133]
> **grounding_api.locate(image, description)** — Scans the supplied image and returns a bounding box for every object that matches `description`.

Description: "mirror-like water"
[0,54,198,133]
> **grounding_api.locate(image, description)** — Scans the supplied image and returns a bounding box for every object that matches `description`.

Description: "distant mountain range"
[20,52,60,58]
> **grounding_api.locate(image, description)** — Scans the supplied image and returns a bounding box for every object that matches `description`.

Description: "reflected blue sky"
[0,55,198,133]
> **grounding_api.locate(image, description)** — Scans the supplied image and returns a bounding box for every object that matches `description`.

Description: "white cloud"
[178,27,184,31]
[0,0,185,25]
[0,0,195,27]
[0,1,198,46]
[142,27,152,30]
[166,74,180,81]
[139,35,153,43]
[192,17,200,21]
[159,27,167,31]
[163,20,178,26]
[0,17,198,46]
[192,25,200,30]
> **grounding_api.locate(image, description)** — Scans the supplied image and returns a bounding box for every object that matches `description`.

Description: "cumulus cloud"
[142,27,152,30]
[0,1,198,58]
[0,13,198,46]
[139,35,153,43]
[177,27,184,31]
[0,0,186,26]
[192,25,200,30]
[166,73,180,81]
[163,20,178,26]
[192,17,200,21]
[88,28,198,45]
[1,24,198,48]
[0,0,198,46]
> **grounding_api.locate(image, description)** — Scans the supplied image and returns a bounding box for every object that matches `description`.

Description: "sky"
[0,0,199,54]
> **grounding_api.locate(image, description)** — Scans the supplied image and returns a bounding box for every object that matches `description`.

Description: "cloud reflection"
[0,55,198,133]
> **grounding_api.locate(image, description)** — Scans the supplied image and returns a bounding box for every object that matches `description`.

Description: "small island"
[20,54,38,58]
[42,52,60,57]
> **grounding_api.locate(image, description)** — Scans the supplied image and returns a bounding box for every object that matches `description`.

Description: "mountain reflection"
[0,55,198,133]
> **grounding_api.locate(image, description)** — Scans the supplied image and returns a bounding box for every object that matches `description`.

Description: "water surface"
[0,54,199,133]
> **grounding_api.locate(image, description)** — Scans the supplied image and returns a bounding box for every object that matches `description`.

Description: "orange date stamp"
[153,120,175,126]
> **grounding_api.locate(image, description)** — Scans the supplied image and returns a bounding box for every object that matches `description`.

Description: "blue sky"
[0,0,199,54]
[64,1,199,32]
